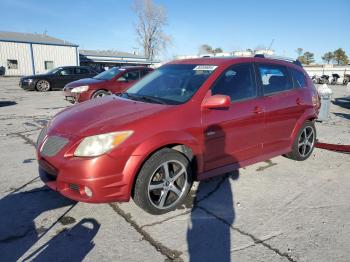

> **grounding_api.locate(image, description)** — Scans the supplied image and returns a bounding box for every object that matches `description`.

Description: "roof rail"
[254,54,302,67]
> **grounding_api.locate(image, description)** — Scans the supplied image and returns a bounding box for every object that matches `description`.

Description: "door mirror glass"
[202,95,231,109]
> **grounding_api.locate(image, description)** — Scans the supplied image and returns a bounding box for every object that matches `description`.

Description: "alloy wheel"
[298,126,315,157]
[147,160,188,209]
[36,80,50,91]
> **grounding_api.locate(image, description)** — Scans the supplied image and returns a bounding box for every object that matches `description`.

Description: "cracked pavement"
[0,77,349,261]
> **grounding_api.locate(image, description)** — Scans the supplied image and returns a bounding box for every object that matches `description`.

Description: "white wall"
[32,44,77,74]
[0,41,78,76]
[0,42,33,76]
[304,65,350,82]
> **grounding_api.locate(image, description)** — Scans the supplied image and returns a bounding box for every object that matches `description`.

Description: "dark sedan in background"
[19,66,98,92]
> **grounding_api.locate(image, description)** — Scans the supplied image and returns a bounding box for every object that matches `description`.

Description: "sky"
[1,0,350,62]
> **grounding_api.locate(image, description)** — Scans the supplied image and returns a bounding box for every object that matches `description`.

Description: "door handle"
[253,106,264,114]
[296,98,302,105]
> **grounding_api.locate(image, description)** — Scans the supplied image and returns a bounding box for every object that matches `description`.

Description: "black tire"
[133,148,193,215]
[35,80,50,92]
[285,121,316,161]
[91,90,110,99]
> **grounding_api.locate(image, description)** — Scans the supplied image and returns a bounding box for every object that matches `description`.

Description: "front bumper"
[19,80,36,90]
[37,134,142,203]
[63,89,92,103]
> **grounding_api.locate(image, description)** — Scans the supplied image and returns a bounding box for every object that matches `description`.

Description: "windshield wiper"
[124,93,167,104]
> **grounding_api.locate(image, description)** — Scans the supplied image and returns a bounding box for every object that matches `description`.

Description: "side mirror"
[202,95,231,109]
[117,77,128,82]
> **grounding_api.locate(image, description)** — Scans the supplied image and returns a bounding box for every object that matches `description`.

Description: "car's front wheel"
[36,80,50,92]
[91,90,110,99]
[133,148,193,215]
[285,121,316,161]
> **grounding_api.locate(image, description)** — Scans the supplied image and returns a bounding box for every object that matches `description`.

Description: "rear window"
[291,68,306,88]
[257,64,293,95]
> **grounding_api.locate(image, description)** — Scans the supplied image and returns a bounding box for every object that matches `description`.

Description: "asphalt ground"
[0,77,349,262]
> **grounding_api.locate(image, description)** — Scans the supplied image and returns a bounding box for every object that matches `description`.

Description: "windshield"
[93,67,123,80]
[46,67,62,74]
[121,64,216,105]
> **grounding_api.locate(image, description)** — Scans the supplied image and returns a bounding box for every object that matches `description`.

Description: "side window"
[211,64,257,102]
[257,64,293,95]
[75,68,89,75]
[140,69,151,77]
[59,68,73,76]
[291,68,306,88]
[125,70,140,81]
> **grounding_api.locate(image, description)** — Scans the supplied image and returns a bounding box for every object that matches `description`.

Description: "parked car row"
[36,55,320,214]
[19,65,153,103]
[311,73,350,85]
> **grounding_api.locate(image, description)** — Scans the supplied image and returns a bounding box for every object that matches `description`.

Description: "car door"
[114,69,140,93]
[201,63,265,171]
[74,67,90,80]
[256,62,304,155]
[55,68,76,89]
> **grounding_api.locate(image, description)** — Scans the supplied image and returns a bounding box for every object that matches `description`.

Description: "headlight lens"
[71,85,89,93]
[23,79,33,83]
[74,131,133,157]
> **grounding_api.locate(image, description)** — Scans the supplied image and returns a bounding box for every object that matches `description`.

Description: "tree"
[333,48,349,65]
[199,44,213,54]
[133,0,170,60]
[300,51,315,65]
[296,48,303,57]
[199,45,223,54]
[322,52,335,64]
[213,47,223,54]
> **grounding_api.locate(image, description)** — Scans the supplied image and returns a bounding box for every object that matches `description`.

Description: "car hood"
[21,74,50,80]
[49,96,172,137]
[64,78,105,89]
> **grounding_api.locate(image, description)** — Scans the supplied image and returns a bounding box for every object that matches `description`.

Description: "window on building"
[257,64,293,95]
[211,63,257,101]
[44,61,54,70]
[7,60,18,69]
[290,68,306,88]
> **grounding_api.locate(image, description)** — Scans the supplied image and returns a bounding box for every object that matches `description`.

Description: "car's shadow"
[187,125,240,262]
[332,97,350,109]
[0,187,100,261]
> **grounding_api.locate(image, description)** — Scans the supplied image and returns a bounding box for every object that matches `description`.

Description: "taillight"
[312,94,320,109]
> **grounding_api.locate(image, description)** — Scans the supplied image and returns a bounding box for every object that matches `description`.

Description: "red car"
[63,66,153,103]
[37,55,320,214]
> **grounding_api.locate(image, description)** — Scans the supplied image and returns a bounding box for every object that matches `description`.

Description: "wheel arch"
[128,132,202,198]
[90,88,111,99]
[290,111,317,144]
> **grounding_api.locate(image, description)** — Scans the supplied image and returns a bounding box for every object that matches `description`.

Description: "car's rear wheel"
[285,121,316,161]
[133,148,193,215]
[36,80,50,92]
[92,90,110,99]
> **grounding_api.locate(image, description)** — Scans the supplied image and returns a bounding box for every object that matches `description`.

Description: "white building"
[0,31,79,76]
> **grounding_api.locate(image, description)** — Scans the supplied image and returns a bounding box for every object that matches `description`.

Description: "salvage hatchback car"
[36,56,320,214]
[63,66,153,103]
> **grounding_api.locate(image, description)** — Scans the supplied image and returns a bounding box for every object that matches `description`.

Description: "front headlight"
[71,85,89,93]
[74,131,133,157]
[23,79,33,83]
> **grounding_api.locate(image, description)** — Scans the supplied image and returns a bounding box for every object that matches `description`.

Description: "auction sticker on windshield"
[193,65,218,71]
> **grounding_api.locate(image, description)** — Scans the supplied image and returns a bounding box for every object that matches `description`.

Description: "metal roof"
[0,31,78,47]
[79,49,147,59]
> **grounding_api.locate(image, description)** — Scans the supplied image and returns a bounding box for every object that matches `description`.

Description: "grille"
[41,136,69,157]
[36,127,47,148]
